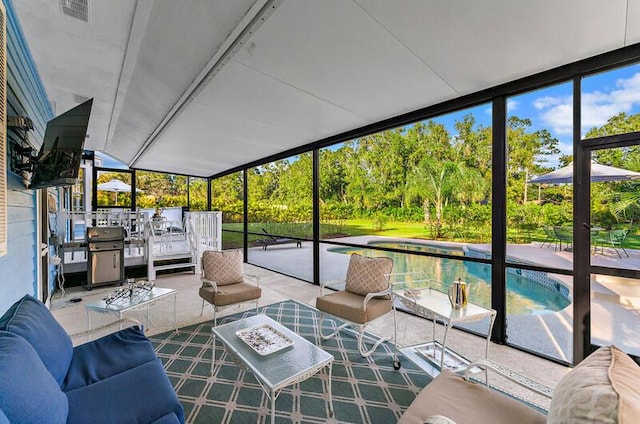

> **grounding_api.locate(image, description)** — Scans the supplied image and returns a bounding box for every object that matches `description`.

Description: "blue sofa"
[0,295,184,424]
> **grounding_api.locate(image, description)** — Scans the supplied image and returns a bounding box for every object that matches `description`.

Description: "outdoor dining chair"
[315,253,395,358]
[198,249,262,326]
[596,229,629,258]
[553,226,573,251]
[540,225,558,250]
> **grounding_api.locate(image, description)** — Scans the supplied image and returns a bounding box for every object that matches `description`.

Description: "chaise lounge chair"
[258,228,302,250]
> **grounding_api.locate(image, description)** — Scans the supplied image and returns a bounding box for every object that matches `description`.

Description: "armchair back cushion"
[0,294,72,385]
[345,253,393,296]
[202,250,244,286]
[547,345,640,424]
[0,331,68,424]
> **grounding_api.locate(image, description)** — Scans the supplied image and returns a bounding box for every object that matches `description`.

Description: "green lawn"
[221,219,640,250]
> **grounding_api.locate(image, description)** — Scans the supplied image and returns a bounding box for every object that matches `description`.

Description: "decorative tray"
[414,341,469,371]
[235,323,294,356]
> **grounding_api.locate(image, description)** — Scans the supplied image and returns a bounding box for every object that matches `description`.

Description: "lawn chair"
[540,225,558,250]
[315,253,395,358]
[198,250,262,326]
[596,229,629,258]
[553,226,573,251]
[258,228,302,250]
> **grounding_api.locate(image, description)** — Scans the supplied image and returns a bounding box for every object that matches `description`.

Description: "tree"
[582,113,640,228]
[453,114,492,181]
[407,157,465,237]
[585,112,640,141]
[507,116,560,203]
[211,172,244,222]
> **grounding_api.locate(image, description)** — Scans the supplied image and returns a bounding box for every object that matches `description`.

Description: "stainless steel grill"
[86,226,125,289]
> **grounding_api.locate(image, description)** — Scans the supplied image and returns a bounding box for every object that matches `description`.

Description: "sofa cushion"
[150,412,183,424]
[397,370,545,424]
[0,294,73,386]
[65,359,184,424]
[0,408,9,424]
[547,345,640,424]
[0,331,69,424]
[62,326,158,391]
[344,253,393,296]
[202,249,244,285]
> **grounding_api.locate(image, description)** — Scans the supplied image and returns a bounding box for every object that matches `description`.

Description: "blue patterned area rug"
[150,300,432,424]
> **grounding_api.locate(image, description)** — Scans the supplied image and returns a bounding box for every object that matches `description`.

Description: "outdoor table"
[387,272,496,375]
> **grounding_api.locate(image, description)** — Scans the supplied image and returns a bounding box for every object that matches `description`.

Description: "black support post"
[131,170,137,211]
[491,96,507,342]
[243,169,248,262]
[313,149,320,285]
[573,77,591,364]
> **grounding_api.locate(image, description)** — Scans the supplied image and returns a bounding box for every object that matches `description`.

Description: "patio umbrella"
[528,162,640,184]
[97,179,141,205]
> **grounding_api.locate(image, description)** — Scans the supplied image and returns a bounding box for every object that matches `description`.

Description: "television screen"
[29,99,93,189]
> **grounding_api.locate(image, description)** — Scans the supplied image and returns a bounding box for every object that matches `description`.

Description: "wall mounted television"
[28,99,93,190]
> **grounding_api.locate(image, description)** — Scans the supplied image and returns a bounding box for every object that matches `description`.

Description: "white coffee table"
[211,314,334,423]
[85,286,177,332]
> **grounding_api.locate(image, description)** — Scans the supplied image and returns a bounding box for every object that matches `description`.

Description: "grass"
[220,220,640,251]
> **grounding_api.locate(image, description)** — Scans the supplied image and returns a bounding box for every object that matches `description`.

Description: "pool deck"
[247,235,640,361]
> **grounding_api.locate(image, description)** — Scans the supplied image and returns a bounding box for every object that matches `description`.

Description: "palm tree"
[406,158,465,238]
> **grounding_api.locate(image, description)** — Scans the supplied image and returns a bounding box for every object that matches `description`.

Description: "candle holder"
[104,280,155,305]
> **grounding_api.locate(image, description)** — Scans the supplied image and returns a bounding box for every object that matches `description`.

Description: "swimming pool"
[328,241,571,315]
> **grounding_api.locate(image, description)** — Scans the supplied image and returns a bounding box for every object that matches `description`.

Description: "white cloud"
[533,96,563,110]
[536,96,573,135]
[533,71,640,136]
[507,99,519,112]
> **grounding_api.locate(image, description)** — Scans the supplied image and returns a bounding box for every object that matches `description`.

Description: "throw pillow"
[202,249,244,286]
[344,253,393,296]
[0,294,73,386]
[547,345,640,424]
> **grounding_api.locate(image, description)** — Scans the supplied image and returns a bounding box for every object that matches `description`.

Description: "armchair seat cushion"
[398,370,546,424]
[65,359,184,424]
[199,282,262,307]
[62,326,158,391]
[316,290,392,324]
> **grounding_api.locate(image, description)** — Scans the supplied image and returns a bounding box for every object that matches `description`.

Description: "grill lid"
[86,226,125,241]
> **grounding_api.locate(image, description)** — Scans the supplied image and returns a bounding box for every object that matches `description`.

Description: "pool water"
[328,241,571,315]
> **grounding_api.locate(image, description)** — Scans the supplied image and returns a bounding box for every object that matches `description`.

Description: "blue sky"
[430,63,640,167]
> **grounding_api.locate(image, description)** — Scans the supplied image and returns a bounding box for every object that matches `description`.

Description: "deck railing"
[185,211,222,274]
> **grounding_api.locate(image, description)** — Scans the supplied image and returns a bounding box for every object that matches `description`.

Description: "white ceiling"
[13,0,640,177]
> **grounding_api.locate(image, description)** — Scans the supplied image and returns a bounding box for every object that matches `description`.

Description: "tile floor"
[50,264,571,410]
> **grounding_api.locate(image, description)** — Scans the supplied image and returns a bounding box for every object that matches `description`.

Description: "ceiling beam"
[103,0,154,152]
[129,0,284,168]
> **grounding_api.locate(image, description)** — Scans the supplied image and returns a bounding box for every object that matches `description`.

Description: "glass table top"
[85,287,176,312]
[388,272,495,321]
[212,314,333,389]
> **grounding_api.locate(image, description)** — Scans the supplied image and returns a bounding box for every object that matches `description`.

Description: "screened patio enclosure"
[13,1,640,365]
